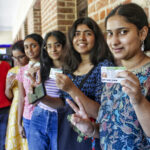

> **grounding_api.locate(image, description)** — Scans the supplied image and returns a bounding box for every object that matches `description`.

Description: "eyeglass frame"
[12,55,26,61]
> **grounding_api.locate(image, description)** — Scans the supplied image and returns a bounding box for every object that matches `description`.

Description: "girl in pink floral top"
[17,33,43,142]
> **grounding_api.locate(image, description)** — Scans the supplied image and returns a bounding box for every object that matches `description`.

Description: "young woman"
[5,40,29,150]
[55,17,114,150]
[16,34,43,143]
[67,3,150,149]
[28,31,66,150]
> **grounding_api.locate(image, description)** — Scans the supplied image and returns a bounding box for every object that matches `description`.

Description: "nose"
[111,34,120,47]
[79,32,86,40]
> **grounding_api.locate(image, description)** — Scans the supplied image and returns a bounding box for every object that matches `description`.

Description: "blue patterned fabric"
[97,62,150,150]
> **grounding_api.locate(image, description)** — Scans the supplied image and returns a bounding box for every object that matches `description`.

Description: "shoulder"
[2,61,11,68]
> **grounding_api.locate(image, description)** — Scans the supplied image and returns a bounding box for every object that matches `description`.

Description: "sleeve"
[16,66,25,82]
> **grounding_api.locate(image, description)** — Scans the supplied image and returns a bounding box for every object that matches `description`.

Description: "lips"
[77,43,87,48]
[111,47,123,53]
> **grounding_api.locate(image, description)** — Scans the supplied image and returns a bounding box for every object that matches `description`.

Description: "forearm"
[68,85,100,119]
[133,96,150,137]
[40,96,64,109]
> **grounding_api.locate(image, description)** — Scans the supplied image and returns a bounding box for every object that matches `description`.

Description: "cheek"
[89,37,95,47]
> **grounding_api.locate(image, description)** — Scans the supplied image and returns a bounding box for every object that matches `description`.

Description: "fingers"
[75,97,86,114]
[66,99,79,113]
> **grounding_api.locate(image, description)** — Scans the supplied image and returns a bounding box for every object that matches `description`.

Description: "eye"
[74,32,80,37]
[120,29,128,35]
[47,44,51,49]
[55,43,62,48]
[85,31,93,36]
[24,45,28,50]
[106,31,113,37]
[31,44,37,48]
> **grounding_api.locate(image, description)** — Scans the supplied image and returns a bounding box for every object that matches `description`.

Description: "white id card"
[101,67,126,83]
[49,68,63,79]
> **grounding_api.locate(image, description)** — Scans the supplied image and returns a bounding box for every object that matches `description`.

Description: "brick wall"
[88,0,150,32]
[41,0,76,37]
[26,2,41,36]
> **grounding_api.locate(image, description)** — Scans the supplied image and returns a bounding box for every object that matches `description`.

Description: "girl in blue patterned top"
[55,17,114,150]
[67,3,150,150]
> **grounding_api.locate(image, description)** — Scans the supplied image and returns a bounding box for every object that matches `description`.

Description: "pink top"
[16,64,35,120]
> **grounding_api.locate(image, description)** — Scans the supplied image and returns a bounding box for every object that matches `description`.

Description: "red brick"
[58,8,74,13]
[66,14,75,19]
[100,10,105,20]
[66,2,75,7]
[58,20,73,25]
[93,13,99,22]
[58,1,65,7]
[88,4,95,14]
[58,14,66,19]
[95,0,108,11]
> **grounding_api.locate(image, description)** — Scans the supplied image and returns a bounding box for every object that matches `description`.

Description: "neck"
[80,54,91,65]
[122,52,149,71]
[30,58,40,63]
[53,60,61,68]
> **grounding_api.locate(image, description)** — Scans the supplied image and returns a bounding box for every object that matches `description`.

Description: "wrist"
[88,122,96,138]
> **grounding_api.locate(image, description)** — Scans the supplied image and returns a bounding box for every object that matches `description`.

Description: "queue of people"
[0,2,150,150]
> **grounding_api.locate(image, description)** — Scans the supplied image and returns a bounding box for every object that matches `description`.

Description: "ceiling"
[0,0,20,31]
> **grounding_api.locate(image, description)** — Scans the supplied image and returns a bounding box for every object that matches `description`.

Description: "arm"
[56,74,100,118]
[118,71,150,137]
[18,81,26,138]
[5,74,16,100]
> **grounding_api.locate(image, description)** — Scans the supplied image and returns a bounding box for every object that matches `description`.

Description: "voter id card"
[101,66,126,83]
[49,68,63,79]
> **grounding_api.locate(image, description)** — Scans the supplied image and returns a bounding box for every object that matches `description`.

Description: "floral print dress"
[97,62,150,150]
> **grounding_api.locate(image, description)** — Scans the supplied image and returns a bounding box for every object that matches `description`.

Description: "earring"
[141,41,144,51]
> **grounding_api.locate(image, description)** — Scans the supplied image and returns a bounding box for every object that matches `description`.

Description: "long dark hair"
[105,3,150,51]
[62,17,114,73]
[40,30,66,82]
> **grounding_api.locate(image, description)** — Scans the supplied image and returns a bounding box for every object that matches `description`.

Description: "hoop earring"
[141,41,144,51]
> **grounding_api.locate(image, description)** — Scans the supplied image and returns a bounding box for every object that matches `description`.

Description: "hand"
[67,97,94,136]
[27,67,41,87]
[55,74,75,92]
[18,124,26,138]
[117,70,144,105]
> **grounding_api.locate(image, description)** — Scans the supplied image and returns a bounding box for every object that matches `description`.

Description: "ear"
[139,26,148,41]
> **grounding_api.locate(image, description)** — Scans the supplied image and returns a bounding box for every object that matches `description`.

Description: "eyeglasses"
[12,55,26,61]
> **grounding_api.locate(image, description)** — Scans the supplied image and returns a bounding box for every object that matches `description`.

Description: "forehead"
[12,50,24,56]
[47,36,57,43]
[106,15,137,30]
[76,24,92,31]
[24,38,38,44]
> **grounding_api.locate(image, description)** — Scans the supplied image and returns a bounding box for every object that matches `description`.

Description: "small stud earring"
[141,41,144,51]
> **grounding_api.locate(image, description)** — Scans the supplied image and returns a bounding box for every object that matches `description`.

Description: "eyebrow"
[106,27,129,32]
[47,42,60,45]
[75,30,93,32]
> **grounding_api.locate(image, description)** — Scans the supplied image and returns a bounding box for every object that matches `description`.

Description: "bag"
[28,83,46,104]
